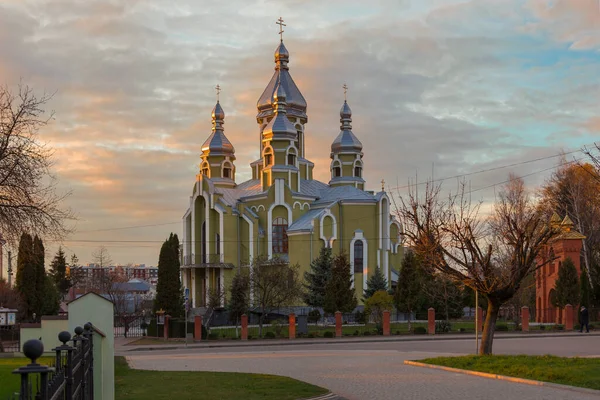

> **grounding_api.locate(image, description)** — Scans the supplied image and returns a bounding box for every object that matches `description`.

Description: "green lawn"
[0,356,54,398]
[1,356,328,399]
[419,355,600,390]
[115,356,328,399]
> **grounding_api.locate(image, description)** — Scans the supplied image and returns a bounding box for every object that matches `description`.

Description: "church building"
[181,25,403,310]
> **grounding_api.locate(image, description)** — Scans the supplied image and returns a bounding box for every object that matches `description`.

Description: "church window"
[334,167,341,177]
[354,166,362,178]
[223,164,232,179]
[201,221,206,263]
[264,148,274,166]
[287,148,297,166]
[201,162,210,177]
[353,241,364,273]
[272,217,288,254]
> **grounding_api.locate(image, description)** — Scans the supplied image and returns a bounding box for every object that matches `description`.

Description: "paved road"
[126,335,600,400]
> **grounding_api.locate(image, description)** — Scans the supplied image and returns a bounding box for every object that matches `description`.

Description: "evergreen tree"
[394,250,421,331]
[581,267,591,308]
[40,275,60,316]
[154,233,184,317]
[49,247,71,299]
[553,257,580,308]
[16,233,36,320]
[33,235,46,321]
[303,247,333,307]
[323,253,357,315]
[228,271,250,333]
[363,266,388,301]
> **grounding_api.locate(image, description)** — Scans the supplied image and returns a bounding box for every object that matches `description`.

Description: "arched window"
[201,221,206,263]
[354,165,362,178]
[222,164,232,179]
[287,148,297,166]
[332,161,341,178]
[201,162,210,177]
[272,217,288,254]
[296,125,303,157]
[353,241,364,273]
[264,148,273,166]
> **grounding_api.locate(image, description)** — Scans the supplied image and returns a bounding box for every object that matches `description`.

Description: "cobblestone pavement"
[126,335,600,400]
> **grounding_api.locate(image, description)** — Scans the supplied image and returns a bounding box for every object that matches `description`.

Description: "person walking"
[580,306,590,333]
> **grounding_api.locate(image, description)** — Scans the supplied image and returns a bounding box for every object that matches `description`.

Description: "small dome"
[202,132,235,155]
[275,41,289,62]
[212,101,224,120]
[274,81,287,104]
[331,131,363,153]
[340,101,352,118]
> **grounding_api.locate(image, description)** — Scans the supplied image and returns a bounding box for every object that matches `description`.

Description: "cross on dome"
[215,84,221,102]
[343,83,348,101]
[276,17,286,42]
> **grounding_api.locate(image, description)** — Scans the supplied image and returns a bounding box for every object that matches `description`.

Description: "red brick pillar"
[565,305,573,331]
[194,315,203,341]
[241,314,248,340]
[428,308,435,335]
[477,307,483,333]
[164,315,170,340]
[383,310,391,336]
[521,306,529,332]
[335,311,342,338]
[289,313,296,339]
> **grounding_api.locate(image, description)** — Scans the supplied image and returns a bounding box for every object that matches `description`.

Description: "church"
[180,24,403,310]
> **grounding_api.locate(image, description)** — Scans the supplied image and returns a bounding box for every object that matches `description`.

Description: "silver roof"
[201,101,235,156]
[288,209,325,233]
[214,179,263,206]
[261,82,298,139]
[257,41,307,120]
[331,100,362,153]
[313,185,377,206]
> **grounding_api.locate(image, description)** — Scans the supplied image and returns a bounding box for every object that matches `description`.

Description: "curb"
[404,360,600,396]
[122,331,600,352]
[301,393,344,400]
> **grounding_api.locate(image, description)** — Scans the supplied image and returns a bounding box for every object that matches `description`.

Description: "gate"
[0,324,20,353]
[113,314,148,337]
[9,323,95,400]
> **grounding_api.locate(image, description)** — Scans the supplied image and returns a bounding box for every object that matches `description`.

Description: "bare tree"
[0,83,73,242]
[250,256,303,338]
[397,175,558,354]
[105,271,150,338]
[92,245,113,268]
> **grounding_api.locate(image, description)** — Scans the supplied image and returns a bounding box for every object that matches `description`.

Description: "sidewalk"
[117,331,600,353]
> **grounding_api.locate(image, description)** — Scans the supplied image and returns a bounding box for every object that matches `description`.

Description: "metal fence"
[8,323,95,400]
[0,325,20,353]
[113,314,149,338]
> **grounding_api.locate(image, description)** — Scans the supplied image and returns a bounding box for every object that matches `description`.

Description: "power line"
[76,221,180,233]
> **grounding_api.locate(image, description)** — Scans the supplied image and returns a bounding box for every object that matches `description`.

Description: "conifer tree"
[154,233,184,317]
[49,247,71,299]
[323,253,357,315]
[553,257,580,308]
[363,266,388,301]
[16,233,36,320]
[33,235,46,320]
[394,250,421,331]
[303,247,333,307]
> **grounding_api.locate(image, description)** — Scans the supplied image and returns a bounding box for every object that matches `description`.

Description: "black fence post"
[83,323,94,399]
[52,331,75,400]
[12,339,55,400]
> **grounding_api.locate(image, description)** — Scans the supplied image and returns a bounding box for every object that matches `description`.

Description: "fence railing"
[0,325,20,353]
[9,323,95,400]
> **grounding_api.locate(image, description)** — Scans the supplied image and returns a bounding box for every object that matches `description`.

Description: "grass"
[115,356,328,399]
[0,356,54,398]
[419,355,600,390]
[1,356,328,399]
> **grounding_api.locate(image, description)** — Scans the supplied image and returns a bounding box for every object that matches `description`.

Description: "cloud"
[0,0,597,267]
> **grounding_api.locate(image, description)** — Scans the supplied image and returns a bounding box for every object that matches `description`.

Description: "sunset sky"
[1,0,598,268]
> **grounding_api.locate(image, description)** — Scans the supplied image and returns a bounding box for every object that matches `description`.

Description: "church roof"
[331,130,363,153]
[214,179,262,206]
[288,209,326,233]
[312,185,378,205]
[257,41,307,120]
[201,131,235,155]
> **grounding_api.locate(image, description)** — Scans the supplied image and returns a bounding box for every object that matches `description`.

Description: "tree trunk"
[480,301,500,355]
[407,310,412,333]
[258,313,264,338]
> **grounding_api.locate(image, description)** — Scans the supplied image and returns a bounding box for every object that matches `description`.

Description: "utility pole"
[475,289,479,355]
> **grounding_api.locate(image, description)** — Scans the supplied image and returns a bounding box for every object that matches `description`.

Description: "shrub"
[208,332,219,340]
[354,310,367,324]
[514,325,521,332]
[414,326,427,334]
[363,331,371,336]
[271,319,286,337]
[375,323,383,335]
[539,325,546,330]
[459,328,465,333]
[247,335,253,340]
[323,331,335,338]
[353,330,359,336]
[307,333,316,338]
[554,324,564,331]
[308,309,321,324]
[495,324,509,331]
[435,321,452,333]
[264,331,276,339]
[395,330,401,335]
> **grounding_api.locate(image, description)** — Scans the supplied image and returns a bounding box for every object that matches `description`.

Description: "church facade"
[180,35,403,310]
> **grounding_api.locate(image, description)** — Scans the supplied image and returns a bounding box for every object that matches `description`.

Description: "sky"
[0,0,598,269]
